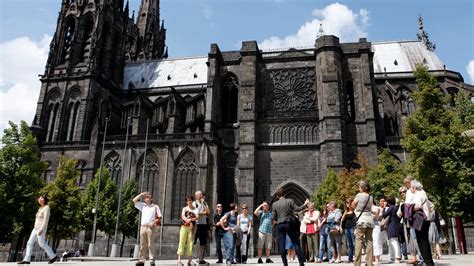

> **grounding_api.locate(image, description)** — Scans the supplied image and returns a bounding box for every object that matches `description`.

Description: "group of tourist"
[17,175,445,266]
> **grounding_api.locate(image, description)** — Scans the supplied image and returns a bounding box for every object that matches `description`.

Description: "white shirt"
[193,200,208,224]
[405,189,415,204]
[412,189,431,220]
[135,202,162,226]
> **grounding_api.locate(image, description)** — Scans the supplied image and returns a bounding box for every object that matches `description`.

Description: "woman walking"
[18,195,57,264]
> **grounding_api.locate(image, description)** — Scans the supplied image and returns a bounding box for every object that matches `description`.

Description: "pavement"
[1,254,473,266]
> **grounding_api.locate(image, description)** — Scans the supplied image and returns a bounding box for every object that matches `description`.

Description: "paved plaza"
[1,254,473,266]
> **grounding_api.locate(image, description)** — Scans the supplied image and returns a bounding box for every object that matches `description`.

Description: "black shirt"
[213,212,225,234]
[342,212,356,229]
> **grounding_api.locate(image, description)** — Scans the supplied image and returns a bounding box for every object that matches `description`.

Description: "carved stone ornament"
[267,68,316,112]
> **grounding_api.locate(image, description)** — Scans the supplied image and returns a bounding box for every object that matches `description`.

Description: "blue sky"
[0,0,473,135]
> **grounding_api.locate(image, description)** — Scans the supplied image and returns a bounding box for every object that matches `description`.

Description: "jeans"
[277,223,305,266]
[328,232,342,260]
[319,234,329,261]
[23,228,56,262]
[215,231,225,261]
[223,231,234,263]
[344,228,355,261]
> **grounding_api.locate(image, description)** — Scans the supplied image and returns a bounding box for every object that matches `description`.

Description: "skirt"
[428,221,440,244]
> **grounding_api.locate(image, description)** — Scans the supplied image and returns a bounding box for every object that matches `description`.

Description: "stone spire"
[417,14,436,51]
[136,0,167,60]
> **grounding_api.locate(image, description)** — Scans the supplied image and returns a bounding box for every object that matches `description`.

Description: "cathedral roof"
[372,40,445,74]
[123,56,208,90]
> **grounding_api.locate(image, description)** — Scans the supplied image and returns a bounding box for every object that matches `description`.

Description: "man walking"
[193,191,210,264]
[254,201,274,264]
[133,192,162,266]
[272,188,309,266]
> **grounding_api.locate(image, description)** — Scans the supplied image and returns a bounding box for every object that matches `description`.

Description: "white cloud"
[0,35,51,137]
[259,3,369,50]
[467,60,474,83]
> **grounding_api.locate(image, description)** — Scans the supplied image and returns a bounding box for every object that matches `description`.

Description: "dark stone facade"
[30,0,473,257]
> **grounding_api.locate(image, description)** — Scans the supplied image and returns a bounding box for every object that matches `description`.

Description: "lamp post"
[88,117,109,257]
[133,118,149,259]
[110,116,131,257]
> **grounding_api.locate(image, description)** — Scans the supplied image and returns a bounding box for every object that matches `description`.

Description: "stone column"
[315,35,345,179]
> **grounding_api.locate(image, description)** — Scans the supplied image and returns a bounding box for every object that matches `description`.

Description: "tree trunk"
[120,234,125,257]
[9,232,24,262]
[106,235,111,256]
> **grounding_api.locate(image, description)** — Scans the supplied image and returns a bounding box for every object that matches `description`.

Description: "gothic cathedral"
[32,0,473,255]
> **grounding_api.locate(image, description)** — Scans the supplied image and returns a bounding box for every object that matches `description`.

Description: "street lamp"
[88,117,109,257]
[110,116,131,257]
[133,118,150,259]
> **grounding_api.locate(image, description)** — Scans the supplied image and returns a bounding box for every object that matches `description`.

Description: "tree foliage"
[40,156,82,249]
[80,167,118,237]
[402,64,474,221]
[119,179,139,239]
[0,121,46,242]
[367,149,406,201]
[312,168,338,210]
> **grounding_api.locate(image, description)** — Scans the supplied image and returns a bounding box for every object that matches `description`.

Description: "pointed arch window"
[45,90,61,142]
[272,182,310,207]
[171,149,197,222]
[221,75,239,124]
[59,17,75,65]
[79,15,94,63]
[446,87,459,108]
[105,151,122,185]
[64,88,81,141]
[137,151,159,195]
[345,81,356,121]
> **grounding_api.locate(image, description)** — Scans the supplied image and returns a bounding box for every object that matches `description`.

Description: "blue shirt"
[258,210,273,234]
[225,211,238,228]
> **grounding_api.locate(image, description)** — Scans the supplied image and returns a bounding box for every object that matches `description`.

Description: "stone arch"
[221,73,239,124]
[397,85,413,115]
[78,13,94,63]
[136,149,159,194]
[446,87,459,107]
[171,148,198,222]
[104,150,122,184]
[44,89,62,142]
[59,15,76,65]
[62,87,82,141]
[271,181,311,207]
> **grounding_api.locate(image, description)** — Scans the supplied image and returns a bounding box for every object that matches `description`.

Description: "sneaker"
[48,256,58,264]
[17,262,30,265]
[258,258,263,263]
[266,258,273,263]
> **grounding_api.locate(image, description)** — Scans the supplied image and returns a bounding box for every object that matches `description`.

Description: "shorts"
[257,231,272,249]
[195,224,208,246]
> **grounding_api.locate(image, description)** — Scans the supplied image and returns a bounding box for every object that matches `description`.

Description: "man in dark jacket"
[272,187,309,266]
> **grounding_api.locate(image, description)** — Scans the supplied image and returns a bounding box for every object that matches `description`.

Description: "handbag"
[380,216,390,231]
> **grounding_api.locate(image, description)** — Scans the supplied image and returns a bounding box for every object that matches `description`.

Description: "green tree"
[40,156,82,249]
[312,168,338,210]
[336,155,371,207]
[118,178,139,256]
[402,64,474,221]
[0,121,46,261]
[367,149,406,201]
[80,167,118,238]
